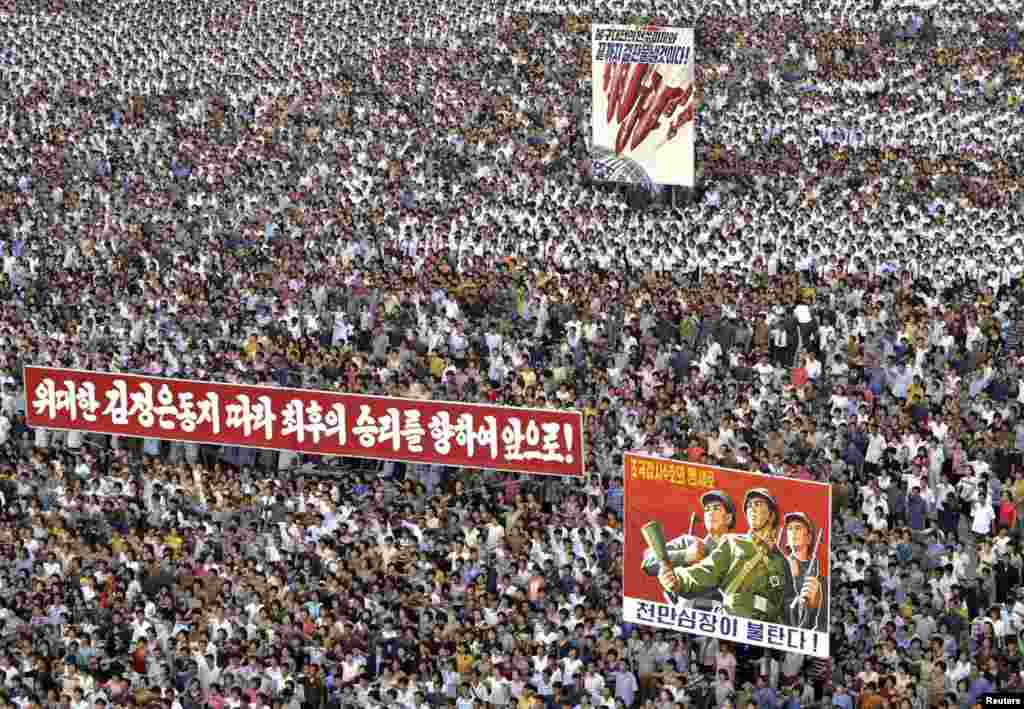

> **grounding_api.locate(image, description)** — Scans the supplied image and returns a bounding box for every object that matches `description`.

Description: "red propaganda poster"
[623,453,831,658]
[23,366,585,477]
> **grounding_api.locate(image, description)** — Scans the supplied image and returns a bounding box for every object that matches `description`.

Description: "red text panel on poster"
[24,366,585,477]
[623,453,831,658]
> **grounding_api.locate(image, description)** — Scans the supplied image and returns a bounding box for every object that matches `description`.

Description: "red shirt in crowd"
[998,500,1018,530]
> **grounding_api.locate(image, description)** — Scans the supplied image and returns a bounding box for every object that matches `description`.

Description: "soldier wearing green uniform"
[658,488,788,624]
[781,511,826,631]
[642,490,736,607]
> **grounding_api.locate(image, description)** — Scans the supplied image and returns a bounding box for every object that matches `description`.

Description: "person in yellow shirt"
[520,368,537,388]
[906,375,925,406]
[1012,470,1024,505]
[163,528,185,558]
[242,334,260,360]
[48,518,69,542]
[454,644,475,674]
[517,687,543,709]
[430,354,446,379]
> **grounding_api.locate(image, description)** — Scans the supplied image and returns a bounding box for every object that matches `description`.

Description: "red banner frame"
[23,366,585,477]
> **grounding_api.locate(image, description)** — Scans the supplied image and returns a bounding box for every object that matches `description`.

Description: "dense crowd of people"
[3,0,1024,707]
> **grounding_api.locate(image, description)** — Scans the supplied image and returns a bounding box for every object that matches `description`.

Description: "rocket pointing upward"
[616,63,650,124]
[656,70,697,152]
[655,102,696,152]
[606,62,632,124]
[615,64,663,154]
[630,63,690,152]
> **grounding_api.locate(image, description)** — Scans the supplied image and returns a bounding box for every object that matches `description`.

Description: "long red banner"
[23,366,585,477]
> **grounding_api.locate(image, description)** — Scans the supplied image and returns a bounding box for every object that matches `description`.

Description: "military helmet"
[743,487,778,517]
[699,490,737,529]
[783,511,815,537]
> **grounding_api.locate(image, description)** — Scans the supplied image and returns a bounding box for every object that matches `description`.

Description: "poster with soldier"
[623,453,832,659]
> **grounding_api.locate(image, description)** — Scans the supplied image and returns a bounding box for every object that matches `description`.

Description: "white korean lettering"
[129,382,157,428]
[153,384,178,430]
[282,400,346,445]
[74,381,101,423]
[32,378,58,420]
[525,419,541,446]
[453,413,476,457]
[33,379,101,424]
[321,403,347,444]
[428,411,455,455]
[302,400,327,443]
[54,381,78,422]
[539,421,566,463]
[519,420,545,460]
[451,413,503,459]
[500,417,526,461]
[103,380,131,425]
[225,394,277,440]
[281,400,306,442]
[377,408,402,451]
[400,410,425,453]
[351,404,380,447]
[176,392,200,432]
[194,391,221,434]
[476,415,499,459]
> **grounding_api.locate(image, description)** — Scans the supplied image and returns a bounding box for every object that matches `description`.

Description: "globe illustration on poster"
[591,145,656,190]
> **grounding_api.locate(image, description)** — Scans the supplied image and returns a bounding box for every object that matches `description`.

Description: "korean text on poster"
[591,24,696,187]
[23,366,585,477]
[623,453,832,658]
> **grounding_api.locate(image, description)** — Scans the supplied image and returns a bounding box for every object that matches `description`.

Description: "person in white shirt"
[455,685,476,709]
[803,352,822,380]
[860,482,888,519]
[340,653,365,684]
[488,674,511,706]
[843,558,867,587]
[868,506,889,533]
[972,497,996,536]
[69,688,89,709]
[561,649,583,684]
[947,653,972,686]
[583,669,606,698]
[994,527,1014,557]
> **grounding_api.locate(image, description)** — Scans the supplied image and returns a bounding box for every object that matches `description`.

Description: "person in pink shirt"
[205,684,226,709]
[501,473,520,506]
[243,677,261,705]
[716,642,737,683]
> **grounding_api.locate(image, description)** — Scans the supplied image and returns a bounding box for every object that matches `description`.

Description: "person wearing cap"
[658,488,788,624]
[640,489,736,582]
[780,512,826,632]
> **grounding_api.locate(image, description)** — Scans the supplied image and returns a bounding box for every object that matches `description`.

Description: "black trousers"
[963,583,980,619]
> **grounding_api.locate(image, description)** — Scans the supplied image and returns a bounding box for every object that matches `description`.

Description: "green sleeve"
[642,544,690,575]
[672,538,735,595]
